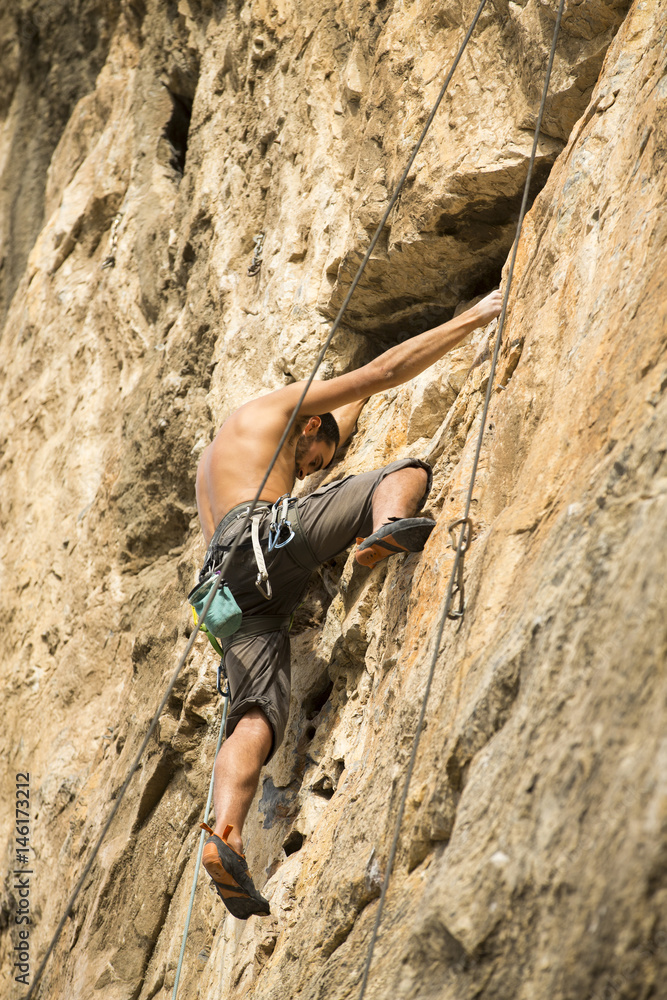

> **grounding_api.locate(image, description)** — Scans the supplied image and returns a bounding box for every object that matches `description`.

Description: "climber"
[194,288,502,918]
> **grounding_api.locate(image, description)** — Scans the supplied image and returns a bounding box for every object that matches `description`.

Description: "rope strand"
[357,3,565,996]
[172,690,230,1000]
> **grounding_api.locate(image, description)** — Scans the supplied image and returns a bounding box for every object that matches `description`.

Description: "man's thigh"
[297,457,432,564]
[225,630,291,762]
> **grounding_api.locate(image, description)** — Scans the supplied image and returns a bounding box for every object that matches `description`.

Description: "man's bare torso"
[196,401,301,545]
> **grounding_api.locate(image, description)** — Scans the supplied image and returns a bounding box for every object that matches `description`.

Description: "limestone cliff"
[1,1,666,998]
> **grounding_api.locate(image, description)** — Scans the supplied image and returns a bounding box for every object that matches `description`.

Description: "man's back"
[196,396,299,544]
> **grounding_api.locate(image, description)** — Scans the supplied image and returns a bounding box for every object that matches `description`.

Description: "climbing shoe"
[355,517,435,569]
[200,823,271,919]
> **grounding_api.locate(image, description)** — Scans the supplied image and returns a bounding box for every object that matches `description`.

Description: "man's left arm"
[330,398,369,446]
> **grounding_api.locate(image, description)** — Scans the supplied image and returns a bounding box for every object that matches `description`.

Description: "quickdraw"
[251,513,272,598]
[247,232,265,276]
[101,213,122,269]
[268,493,296,551]
[447,516,473,619]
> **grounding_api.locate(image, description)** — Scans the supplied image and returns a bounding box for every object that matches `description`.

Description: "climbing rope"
[26,0,533,992]
[357,3,565,997]
[172,675,230,1000]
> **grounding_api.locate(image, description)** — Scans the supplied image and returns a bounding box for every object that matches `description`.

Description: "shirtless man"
[195,289,502,918]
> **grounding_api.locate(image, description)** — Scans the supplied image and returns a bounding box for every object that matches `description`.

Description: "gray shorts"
[211,458,432,759]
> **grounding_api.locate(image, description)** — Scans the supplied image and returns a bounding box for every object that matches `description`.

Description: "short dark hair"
[316,412,340,452]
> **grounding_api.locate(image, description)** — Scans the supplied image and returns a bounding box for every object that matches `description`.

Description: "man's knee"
[409,466,429,485]
[381,458,431,486]
[233,707,274,755]
[379,460,431,506]
[235,706,272,735]
[386,465,428,486]
[406,459,432,507]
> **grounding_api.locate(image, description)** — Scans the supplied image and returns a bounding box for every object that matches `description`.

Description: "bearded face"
[294,431,310,471]
[293,430,335,481]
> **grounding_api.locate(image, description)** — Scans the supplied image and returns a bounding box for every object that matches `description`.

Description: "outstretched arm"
[275,289,502,418]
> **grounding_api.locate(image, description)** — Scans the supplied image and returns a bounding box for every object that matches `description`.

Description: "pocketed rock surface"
[1,0,666,998]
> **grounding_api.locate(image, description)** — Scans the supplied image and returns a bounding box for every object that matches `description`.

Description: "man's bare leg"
[212,708,272,855]
[355,466,432,568]
[371,466,429,529]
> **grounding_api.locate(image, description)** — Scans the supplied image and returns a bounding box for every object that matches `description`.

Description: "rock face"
[1,0,665,999]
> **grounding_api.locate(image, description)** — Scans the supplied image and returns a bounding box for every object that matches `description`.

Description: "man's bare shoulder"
[223,387,293,434]
[196,387,299,533]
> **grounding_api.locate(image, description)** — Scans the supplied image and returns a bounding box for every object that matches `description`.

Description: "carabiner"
[268,494,295,551]
[272,522,296,550]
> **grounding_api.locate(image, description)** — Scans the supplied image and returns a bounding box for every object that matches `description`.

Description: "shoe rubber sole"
[355,517,435,569]
[201,825,270,919]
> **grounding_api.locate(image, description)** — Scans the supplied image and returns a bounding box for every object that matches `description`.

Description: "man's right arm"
[271,289,503,419]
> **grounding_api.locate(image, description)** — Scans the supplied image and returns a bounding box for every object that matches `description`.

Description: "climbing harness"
[247,493,320,596]
[191,495,315,631]
[189,495,305,672]
[195,500,276,602]
[100,212,122,269]
[247,231,265,276]
[27,0,563,992]
[357,3,566,997]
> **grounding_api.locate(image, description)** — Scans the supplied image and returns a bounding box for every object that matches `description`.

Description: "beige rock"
[1,0,666,999]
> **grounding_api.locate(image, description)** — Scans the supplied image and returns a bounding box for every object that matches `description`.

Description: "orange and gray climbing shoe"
[355,517,435,569]
[200,822,271,919]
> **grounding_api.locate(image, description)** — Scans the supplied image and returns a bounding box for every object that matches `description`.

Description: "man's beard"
[294,433,309,474]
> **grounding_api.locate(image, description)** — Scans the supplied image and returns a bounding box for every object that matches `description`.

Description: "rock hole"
[258,933,278,960]
[311,759,344,800]
[126,0,146,34]
[305,724,317,742]
[283,830,304,856]
[312,778,335,800]
[466,260,505,302]
[303,680,334,720]
[164,90,193,176]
